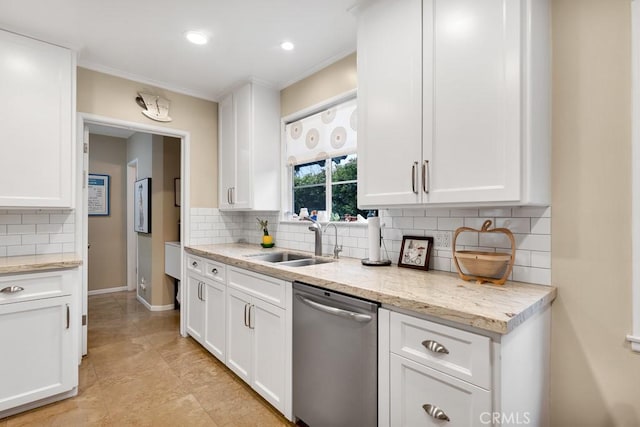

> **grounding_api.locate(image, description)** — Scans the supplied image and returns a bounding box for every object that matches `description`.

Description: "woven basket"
[453,220,515,285]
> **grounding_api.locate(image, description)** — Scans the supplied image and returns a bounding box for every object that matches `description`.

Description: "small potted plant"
[257,218,274,248]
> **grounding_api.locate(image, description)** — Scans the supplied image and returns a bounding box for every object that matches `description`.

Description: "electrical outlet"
[434,231,451,249]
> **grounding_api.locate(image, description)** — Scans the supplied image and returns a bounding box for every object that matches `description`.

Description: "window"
[293,154,366,221]
[285,95,367,221]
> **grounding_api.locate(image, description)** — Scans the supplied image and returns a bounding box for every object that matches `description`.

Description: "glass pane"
[331,154,357,183]
[294,186,326,216]
[332,182,367,220]
[294,160,326,187]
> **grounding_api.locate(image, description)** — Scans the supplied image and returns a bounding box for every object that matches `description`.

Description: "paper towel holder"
[361,233,392,266]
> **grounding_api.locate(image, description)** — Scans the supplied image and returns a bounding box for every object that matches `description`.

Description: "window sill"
[279,220,368,227]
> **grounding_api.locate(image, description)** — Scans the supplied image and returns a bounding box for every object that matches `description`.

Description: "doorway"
[77,114,190,356]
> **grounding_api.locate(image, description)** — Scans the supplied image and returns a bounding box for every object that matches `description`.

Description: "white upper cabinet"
[358,0,550,208]
[0,30,75,208]
[218,82,280,211]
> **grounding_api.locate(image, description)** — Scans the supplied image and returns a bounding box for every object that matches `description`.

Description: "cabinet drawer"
[204,260,226,284]
[186,255,204,276]
[227,267,286,308]
[390,312,491,389]
[390,354,491,427]
[0,270,75,305]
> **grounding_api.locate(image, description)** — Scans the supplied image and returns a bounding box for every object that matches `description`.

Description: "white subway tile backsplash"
[0,247,5,257]
[22,234,49,245]
[50,233,74,244]
[189,204,552,286]
[0,235,21,246]
[437,217,464,231]
[50,214,74,224]
[36,244,63,255]
[0,225,5,235]
[22,214,50,224]
[7,224,36,235]
[37,224,64,234]
[0,215,21,225]
[8,245,36,256]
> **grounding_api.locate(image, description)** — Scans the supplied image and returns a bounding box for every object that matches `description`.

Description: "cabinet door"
[0,296,75,412]
[232,83,253,209]
[357,0,423,208]
[0,30,73,208]
[390,354,491,427]
[203,279,226,362]
[424,0,521,203]
[185,274,204,344]
[225,288,252,383]
[251,297,286,413]
[218,93,235,209]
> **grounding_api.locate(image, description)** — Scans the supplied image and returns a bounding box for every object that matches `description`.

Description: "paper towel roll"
[368,217,381,262]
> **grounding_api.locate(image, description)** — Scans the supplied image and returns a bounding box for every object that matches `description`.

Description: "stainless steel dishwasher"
[293,281,379,427]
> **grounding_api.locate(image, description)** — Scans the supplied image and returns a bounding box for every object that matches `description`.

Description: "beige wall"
[77,67,218,207]
[87,134,127,291]
[280,53,357,117]
[551,0,640,425]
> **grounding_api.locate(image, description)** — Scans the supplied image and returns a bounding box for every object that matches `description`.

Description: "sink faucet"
[302,217,323,256]
[323,223,343,259]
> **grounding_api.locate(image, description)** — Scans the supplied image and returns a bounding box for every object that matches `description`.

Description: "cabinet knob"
[422,340,449,354]
[1,285,24,294]
[192,261,198,267]
[423,404,450,422]
[211,268,218,275]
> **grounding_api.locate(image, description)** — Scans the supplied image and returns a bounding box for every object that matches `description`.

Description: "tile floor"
[1,291,292,426]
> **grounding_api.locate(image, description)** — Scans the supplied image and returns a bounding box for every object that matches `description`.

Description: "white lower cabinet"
[380,308,551,427]
[184,255,292,420]
[226,287,288,415]
[185,260,227,362]
[0,270,79,415]
[390,354,490,426]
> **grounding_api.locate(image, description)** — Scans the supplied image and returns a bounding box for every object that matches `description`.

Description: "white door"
[251,297,286,413]
[226,288,252,383]
[203,278,226,362]
[81,125,89,356]
[423,0,521,204]
[233,83,253,209]
[357,0,423,208]
[218,93,236,209]
[0,296,75,411]
[389,354,491,426]
[185,274,204,344]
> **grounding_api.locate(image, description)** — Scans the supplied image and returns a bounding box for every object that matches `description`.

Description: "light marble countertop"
[0,253,82,274]
[186,243,556,335]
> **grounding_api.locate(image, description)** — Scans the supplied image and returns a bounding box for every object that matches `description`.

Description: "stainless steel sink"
[245,252,312,263]
[279,258,334,267]
[245,251,334,267]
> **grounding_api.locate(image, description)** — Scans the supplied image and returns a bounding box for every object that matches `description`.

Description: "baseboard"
[88,286,128,296]
[136,294,174,312]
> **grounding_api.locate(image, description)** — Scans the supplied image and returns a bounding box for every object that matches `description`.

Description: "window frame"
[291,154,358,221]
[280,89,357,221]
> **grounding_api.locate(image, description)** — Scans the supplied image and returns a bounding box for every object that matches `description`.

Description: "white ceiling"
[0,0,358,101]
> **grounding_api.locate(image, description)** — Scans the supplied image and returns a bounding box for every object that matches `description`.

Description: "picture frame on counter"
[88,173,110,216]
[398,235,434,271]
[134,177,151,234]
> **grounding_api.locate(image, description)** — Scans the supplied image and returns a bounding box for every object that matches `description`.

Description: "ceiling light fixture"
[185,31,209,45]
[280,41,295,51]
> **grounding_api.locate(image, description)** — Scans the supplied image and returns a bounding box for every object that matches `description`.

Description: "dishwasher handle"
[297,294,373,323]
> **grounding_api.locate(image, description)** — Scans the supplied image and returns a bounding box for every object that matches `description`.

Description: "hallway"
[1,292,291,426]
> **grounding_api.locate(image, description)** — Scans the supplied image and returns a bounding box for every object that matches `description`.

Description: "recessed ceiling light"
[185,31,209,45]
[280,41,295,51]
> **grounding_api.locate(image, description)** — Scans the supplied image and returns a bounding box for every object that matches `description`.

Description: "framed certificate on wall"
[88,174,110,216]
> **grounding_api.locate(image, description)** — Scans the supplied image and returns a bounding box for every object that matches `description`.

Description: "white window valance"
[285,97,357,166]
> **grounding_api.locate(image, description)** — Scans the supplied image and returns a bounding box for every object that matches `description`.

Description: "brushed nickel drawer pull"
[66,304,70,329]
[1,286,24,294]
[422,340,450,354]
[248,304,255,329]
[423,404,450,421]
[423,160,429,194]
[411,162,418,194]
[244,303,249,327]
